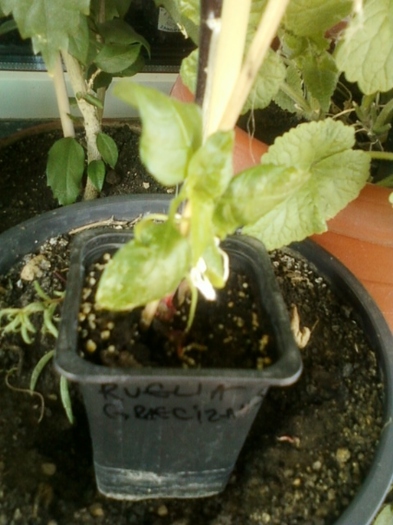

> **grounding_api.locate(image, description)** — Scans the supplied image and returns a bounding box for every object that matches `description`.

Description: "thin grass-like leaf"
[60,376,74,425]
[30,350,55,392]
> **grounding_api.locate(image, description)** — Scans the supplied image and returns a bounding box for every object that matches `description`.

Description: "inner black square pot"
[55,229,303,501]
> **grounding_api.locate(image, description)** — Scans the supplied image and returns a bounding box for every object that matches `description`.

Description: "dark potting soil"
[0,227,384,525]
[0,121,171,234]
[79,253,274,370]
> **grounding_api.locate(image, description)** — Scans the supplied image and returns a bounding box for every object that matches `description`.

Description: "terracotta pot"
[311,184,393,332]
[171,75,393,332]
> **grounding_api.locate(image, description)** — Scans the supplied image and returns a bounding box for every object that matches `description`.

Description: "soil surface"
[0,121,171,234]
[0,121,388,524]
[79,250,274,370]
[0,227,385,525]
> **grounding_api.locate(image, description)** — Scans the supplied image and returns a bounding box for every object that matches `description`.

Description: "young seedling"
[96,0,370,325]
[0,282,72,423]
[0,282,64,344]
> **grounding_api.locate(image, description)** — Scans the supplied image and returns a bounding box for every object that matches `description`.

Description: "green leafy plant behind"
[0,0,149,204]
[177,0,393,155]
[243,119,370,248]
[335,0,393,95]
[0,0,91,70]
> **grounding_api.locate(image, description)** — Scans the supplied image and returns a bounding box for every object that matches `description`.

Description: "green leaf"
[46,137,85,205]
[95,42,142,74]
[87,159,106,191]
[0,0,17,17]
[30,350,55,392]
[98,19,150,55]
[276,32,338,118]
[0,18,16,35]
[373,504,393,525]
[301,48,338,112]
[97,132,118,168]
[242,49,286,113]
[67,14,89,65]
[91,0,132,20]
[283,0,353,38]
[60,376,74,425]
[76,91,104,109]
[214,164,308,237]
[243,119,370,249]
[274,64,304,114]
[335,0,393,94]
[248,0,269,36]
[186,130,234,199]
[96,221,191,311]
[113,81,202,185]
[114,53,146,78]
[0,0,90,71]
[93,19,149,76]
[180,47,198,95]
[92,71,113,91]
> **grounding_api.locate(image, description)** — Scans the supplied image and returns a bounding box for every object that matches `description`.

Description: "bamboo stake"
[52,53,75,138]
[202,0,251,139]
[219,0,291,131]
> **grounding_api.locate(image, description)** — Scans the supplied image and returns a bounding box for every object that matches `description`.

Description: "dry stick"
[195,0,223,106]
[52,53,75,138]
[5,368,45,423]
[219,0,291,131]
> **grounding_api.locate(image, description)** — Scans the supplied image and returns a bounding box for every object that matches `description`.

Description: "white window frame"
[0,71,178,119]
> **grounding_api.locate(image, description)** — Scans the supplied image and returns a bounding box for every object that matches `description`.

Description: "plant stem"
[52,53,75,138]
[368,151,393,161]
[279,81,315,118]
[62,50,101,201]
[219,0,291,131]
[374,97,393,132]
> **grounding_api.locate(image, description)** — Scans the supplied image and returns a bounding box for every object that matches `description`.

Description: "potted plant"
[0,1,392,522]
[166,0,393,331]
[50,0,393,515]
[0,0,149,204]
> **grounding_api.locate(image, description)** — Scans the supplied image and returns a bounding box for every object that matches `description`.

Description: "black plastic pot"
[55,229,302,500]
[0,195,392,522]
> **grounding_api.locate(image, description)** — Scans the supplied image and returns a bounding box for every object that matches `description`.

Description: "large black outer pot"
[0,195,392,522]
